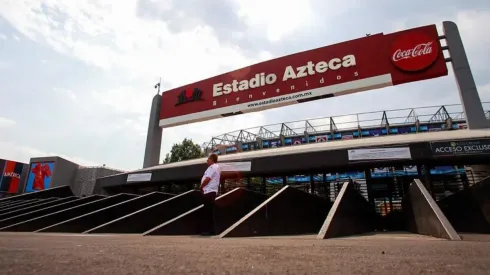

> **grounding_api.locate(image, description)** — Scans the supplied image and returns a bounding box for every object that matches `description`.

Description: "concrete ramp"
[85,190,203,234]
[403,179,461,241]
[144,188,268,236]
[220,186,332,238]
[0,200,39,210]
[0,198,57,215]
[0,185,73,203]
[317,181,376,239]
[39,192,174,233]
[438,177,490,233]
[0,196,105,229]
[0,197,77,220]
[0,194,136,232]
[0,199,34,208]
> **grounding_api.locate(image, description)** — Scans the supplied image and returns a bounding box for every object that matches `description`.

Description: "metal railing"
[202,102,490,151]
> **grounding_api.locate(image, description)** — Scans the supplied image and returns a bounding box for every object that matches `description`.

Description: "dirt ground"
[0,232,489,275]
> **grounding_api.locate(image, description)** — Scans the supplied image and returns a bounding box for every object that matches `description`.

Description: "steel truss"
[201,102,490,151]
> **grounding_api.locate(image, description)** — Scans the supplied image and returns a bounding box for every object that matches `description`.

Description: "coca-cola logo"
[390,32,439,72]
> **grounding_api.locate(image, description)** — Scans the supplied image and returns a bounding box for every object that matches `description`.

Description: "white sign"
[212,55,357,97]
[392,42,434,62]
[127,173,152,182]
[348,147,411,161]
[218,162,252,172]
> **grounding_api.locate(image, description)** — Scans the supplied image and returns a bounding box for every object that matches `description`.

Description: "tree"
[163,138,205,164]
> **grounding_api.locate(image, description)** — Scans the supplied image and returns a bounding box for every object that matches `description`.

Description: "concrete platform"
[0,194,136,232]
[0,197,77,220]
[438,177,490,233]
[0,196,105,229]
[0,200,36,209]
[0,185,74,203]
[38,192,174,233]
[0,199,54,214]
[403,179,460,240]
[144,188,267,236]
[220,186,332,238]
[85,190,203,234]
[1,233,490,275]
[318,181,376,239]
[333,231,443,241]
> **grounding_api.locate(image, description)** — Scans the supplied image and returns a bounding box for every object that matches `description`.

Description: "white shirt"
[201,163,221,194]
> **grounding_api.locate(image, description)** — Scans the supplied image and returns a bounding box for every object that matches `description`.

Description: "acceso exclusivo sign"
[431,139,490,156]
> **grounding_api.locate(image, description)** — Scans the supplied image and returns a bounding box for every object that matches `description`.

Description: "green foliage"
[163,138,205,164]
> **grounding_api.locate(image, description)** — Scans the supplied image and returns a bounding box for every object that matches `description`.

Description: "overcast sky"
[0,0,489,170]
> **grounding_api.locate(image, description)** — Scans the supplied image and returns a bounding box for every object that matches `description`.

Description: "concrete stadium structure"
[1,21,490,241]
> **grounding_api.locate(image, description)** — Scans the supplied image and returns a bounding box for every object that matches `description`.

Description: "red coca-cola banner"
[160,24,447,128]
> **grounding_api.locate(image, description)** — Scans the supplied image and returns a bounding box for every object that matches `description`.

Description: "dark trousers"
[200,191,217,234]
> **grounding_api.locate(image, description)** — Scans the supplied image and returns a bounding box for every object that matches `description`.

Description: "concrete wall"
[20,156,125,197]
[25,157,79,193]
[73,167,125,197]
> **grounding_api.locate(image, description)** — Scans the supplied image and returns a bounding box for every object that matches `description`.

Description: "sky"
[0,0,489,171]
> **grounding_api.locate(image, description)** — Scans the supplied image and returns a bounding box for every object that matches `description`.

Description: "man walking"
[199,153,220,235]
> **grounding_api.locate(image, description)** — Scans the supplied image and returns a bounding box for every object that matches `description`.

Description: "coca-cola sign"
[390,32,439,72]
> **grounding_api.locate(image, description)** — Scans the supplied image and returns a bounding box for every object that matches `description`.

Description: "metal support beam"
[443,21,489,129]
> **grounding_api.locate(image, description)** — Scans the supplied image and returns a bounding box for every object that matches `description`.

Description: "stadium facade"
[1,21,489,240]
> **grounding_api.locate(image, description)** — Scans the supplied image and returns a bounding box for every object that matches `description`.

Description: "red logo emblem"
[390,32,439,72]
[175,88,203,106]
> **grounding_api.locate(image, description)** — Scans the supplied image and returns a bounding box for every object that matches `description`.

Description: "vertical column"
[423,165,435,198]
[143,94,163,168]
[310,174,315,195]
[443,21,489,129]
[261,176,266,194]
[323,173,329,201]
[364,169,375,207]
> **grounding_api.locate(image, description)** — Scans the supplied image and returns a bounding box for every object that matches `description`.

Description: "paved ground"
[0,232,489,275]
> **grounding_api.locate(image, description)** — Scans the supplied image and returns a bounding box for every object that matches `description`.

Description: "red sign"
[160,24,447,127]
[0,160,25,194]
[390,32,439,72]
